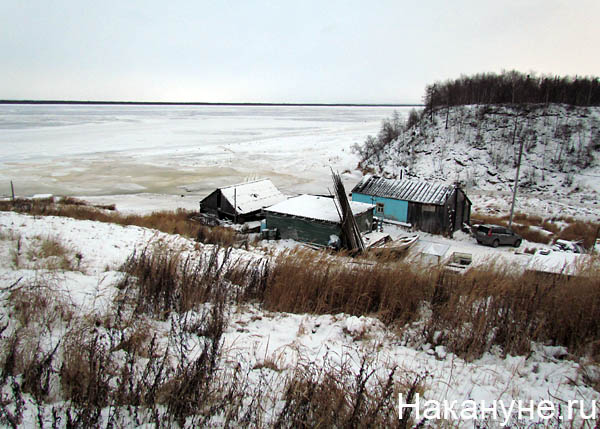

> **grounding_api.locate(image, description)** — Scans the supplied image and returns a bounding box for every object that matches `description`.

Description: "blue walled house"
[351,176,471,235]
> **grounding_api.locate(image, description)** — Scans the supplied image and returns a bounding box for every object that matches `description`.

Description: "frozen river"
[0,104,411,202]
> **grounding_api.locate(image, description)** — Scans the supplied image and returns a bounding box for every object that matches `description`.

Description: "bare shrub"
[111,318,153,357]
[406,108,421,130]
[7,329,61,402]
[158,295,228,427]
[274,354,411,428]
[60,327,115,425]
[26,236,78,271]
[8,281,73,328]
[118,245,236,317]
[0,378,25,428]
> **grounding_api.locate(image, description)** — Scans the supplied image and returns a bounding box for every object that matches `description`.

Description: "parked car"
[475,224,522,248]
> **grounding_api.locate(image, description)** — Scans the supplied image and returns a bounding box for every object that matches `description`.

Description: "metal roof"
[219,179,286,215]
[351,175,454,206]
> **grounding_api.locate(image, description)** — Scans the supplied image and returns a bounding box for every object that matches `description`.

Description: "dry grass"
[195,224,240,247]
[26,237,78,271]
[1,240,600,425]
[239,248,600,360]
[422,263,600,359]
[274,355,405,428]
[59,325,116,428]
[8,281,73,329]
[558,221,599,248]
[262,248,436,326]
[106,317,155,359]
[8,237,22,269]
[472,211,599,248]
[511,224,552,245]
[0,198,244,248]
[4,234,80,272]
[3,197,600,423]
[0,327,60,406]
[117,245,237,317]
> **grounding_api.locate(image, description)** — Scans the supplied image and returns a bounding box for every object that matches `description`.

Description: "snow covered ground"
[0,104,405,199]
[1,211,598,427]
[1,103,599,426]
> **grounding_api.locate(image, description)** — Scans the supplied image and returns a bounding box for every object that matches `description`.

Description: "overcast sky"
[1,0,598,104]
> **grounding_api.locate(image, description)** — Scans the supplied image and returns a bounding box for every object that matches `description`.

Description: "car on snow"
[474,224,522,248]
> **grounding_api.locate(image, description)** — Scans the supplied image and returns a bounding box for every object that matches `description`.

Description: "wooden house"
[351,176,471,235]
[263,194,374,246]
[199,179,286,222]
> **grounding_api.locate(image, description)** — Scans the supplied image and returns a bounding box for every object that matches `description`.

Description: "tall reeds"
[256,249,600,360]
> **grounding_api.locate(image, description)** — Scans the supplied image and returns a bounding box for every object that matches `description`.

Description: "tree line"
[424,71,600,109]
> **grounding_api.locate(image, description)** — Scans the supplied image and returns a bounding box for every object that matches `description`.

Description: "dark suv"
[475,224,522,248]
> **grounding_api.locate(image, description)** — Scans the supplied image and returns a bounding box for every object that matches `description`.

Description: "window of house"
[422,204,436,213]
[376,202,384,214]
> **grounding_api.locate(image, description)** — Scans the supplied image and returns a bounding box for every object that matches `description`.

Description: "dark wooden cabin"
[199,179,286,223]
[351,176,471,235]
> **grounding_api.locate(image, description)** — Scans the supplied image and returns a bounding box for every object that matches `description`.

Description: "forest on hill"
[352,72,600,201]
[425,71,600,108]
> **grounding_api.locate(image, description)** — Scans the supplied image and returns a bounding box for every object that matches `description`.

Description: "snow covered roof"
[264,194,374,223]
[352,175,455,205]
[219,179,286,215]
[527,250,596,276]
[416,240,450,257]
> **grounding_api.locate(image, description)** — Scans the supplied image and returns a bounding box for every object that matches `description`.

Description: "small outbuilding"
[526,250,596,278]
[200,179,286,222]
[264,194,374,246]
[351,175,471,235]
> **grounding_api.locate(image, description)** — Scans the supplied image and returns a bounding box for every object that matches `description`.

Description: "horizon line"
[0,99,424,108]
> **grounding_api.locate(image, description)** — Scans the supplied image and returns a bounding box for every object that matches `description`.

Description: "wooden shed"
[351,176,471,235]
[199,179,286,223]
[264,195,374,246]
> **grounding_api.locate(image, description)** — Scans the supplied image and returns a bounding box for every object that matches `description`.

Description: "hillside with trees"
[354,72,600,203]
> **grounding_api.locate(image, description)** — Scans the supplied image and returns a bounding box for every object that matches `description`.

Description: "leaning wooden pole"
[331,170,365,253]
[10,181,15,201]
